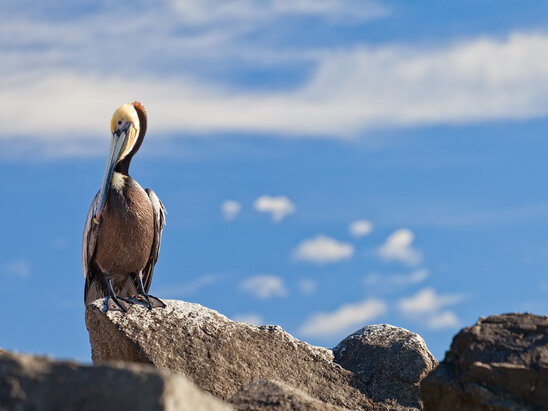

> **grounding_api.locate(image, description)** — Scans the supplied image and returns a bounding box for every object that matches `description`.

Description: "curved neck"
[115,103,147,176]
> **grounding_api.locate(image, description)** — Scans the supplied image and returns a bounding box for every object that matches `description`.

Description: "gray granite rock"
[334,324,437,410]
[86,298,375,410]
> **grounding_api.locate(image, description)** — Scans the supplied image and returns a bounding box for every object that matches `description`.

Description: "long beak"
[93,130,129,223]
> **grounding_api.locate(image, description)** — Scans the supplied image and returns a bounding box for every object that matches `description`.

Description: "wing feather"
[83,191,101,302]
[142,188,166,292]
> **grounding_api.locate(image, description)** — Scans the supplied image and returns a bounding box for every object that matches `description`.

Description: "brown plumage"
[82,102,165,310]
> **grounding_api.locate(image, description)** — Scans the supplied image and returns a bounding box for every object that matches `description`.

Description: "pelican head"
[93,102,147,223]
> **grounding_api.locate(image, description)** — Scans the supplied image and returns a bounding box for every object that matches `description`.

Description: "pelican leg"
[130,274,166,310]
[135,275,152,310]
[105,272,129,312]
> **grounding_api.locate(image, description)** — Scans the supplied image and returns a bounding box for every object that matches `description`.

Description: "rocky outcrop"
[9,296,546,410]
[421,313,548,410]
[86,299,375,410]
[334,324,438,410]
[0,349,230,411]
[229,380,344,410]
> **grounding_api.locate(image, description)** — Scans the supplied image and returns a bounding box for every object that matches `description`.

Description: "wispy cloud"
[298,278,317,295]
[232,313,264,326]
[293,234,354,264]
[398,287,463,315]
[364,268,428,288]
[154,274,220,297]
[240,274,288,299]
[396,201,548,229]
[221,199,242,221]
[299,298,387,337]
[3,0,548,148]
[1,259,31,278]
[169,0,389,26]
[254,195,296,222]
[349,220,373,237]
[378,228,422,266]
[427,310,460,329]
[397,287,463,330]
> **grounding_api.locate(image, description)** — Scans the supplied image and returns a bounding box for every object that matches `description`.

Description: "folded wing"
[142,188,166,292]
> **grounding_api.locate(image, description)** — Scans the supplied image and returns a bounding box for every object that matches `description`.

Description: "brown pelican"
[82,102,166,311]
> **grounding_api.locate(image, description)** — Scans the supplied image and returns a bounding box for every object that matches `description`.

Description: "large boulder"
[421,313,548,410]
[0,349,230,411]
[86,299,375,410]
[333,324,437,410]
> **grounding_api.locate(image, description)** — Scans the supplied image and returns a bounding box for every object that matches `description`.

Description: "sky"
[1,0,548,362]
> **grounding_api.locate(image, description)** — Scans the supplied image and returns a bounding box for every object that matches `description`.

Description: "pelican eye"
[117,120,123,126]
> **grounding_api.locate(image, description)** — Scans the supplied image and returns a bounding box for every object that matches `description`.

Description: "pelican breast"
[94,175,154,276]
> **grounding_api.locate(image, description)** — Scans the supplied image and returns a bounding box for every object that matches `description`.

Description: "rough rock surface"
[0,349,230,411]
[229,380,344,410]
[333,324,437,410]
[86,298,375,410]
[421,313,548,410]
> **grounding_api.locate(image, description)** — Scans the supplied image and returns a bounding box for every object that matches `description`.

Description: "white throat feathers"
[111,172,126,192]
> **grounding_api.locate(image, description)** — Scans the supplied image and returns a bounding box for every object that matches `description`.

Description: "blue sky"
[1,0,548,362]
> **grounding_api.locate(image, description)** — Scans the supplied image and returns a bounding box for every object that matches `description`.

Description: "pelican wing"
[82,191,101,302]
[142,188,166,292]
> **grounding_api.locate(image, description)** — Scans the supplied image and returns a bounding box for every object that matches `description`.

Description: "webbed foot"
[128,294,166,310]
[133,274,166,310]
[106,295,130,312]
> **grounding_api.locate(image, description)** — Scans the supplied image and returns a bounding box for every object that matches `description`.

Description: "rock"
[86,299,375,410]
[229,380,344,410]
[0,349,230,411]
[421,313,548,410]
[333,324,437,410]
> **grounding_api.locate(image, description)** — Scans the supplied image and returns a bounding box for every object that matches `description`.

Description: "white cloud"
[154,274,220,297]
[293,235,354,264]
[169,0,389,26]
[398,287,463,316]
[349,220,373,237]
[221,199,241,221]
[398,288,464,331]
[232,313,264,326]
[5,5,548,146]
[299,298,387,337]
[400,269,429,284]
[254,195,296,222]
[240,274,288,299]
[427,310,460,329]
[364,268,428,288]
[378,228,422,266]
[1,260,30,278]
[298,278,317,295]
